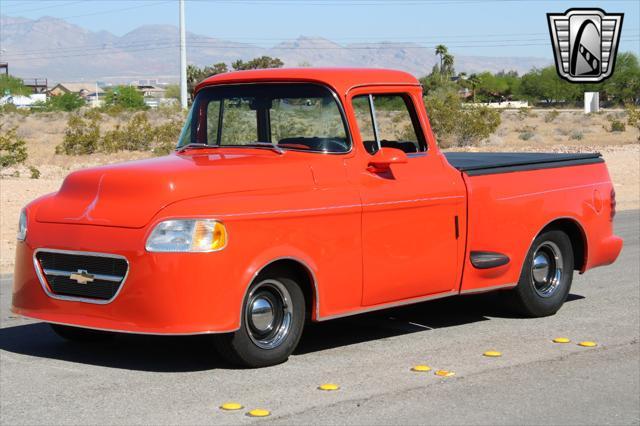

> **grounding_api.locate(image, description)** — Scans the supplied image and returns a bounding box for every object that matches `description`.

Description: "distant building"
[49,83,104,100]
[0,93,46,108]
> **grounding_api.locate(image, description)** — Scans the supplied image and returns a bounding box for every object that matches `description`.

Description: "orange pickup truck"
[12,68,623,367]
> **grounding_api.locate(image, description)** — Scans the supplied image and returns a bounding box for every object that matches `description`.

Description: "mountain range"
[0,15,552,83]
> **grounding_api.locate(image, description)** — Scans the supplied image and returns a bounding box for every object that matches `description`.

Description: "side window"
[352,95,377,154]
[351,93,426,155]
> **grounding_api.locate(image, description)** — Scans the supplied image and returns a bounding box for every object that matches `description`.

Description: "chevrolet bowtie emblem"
[69,269,95,284]
[547,8,624,83]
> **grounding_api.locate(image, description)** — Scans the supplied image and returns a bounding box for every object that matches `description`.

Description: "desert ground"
[0,109,638,273]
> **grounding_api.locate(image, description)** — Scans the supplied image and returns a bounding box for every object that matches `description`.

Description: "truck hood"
[36,151,312,228]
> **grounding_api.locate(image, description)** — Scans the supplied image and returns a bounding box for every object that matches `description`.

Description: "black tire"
[506,230,574,317]
[214,270,305,368]
[49,324,115,342]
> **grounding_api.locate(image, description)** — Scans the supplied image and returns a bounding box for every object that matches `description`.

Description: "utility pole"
[179,0,188,109]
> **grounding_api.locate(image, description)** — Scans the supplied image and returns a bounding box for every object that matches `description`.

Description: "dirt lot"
[0,109,638,273]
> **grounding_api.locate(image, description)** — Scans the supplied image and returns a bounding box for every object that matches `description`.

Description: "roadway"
[1,210,638,425]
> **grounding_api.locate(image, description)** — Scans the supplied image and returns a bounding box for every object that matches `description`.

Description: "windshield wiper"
[243,142,284,155]
[176,143,217,153]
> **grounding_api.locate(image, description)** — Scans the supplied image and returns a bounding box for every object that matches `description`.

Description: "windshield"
[178,83,350,153]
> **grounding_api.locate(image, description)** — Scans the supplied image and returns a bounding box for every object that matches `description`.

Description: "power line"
[2,1,85,15]
[4,37,638,61]
[4,30,638,57]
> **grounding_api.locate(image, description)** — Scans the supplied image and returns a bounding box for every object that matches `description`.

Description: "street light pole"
[179,0,188,109]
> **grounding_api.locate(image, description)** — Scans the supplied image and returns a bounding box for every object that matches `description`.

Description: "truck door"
[347,87,466,306]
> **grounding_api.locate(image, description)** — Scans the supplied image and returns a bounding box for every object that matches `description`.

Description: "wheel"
[49,324,115,342]
[506,230,574,317]
[214,271,306,368]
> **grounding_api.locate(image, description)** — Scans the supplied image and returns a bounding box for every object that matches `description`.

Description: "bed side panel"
[460,162,616,293]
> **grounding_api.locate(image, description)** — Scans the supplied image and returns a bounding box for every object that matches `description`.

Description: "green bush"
[610,120,626,132]
[0,125,28,168]
[544,109,560,123]
[43,93,85,112]
[0,75,31,96]
[104,86,147,110]
[152,119,183,155]
[98,112,181,154]
[570,130,584,140]
[423,88,460,139]
[56,114,101,155]
[456,106,501,146]
[424,88,501,147]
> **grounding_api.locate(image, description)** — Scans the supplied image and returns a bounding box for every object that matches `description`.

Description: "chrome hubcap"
[245,279,293,350]
[531,241,563,297]
[250,297,275,333]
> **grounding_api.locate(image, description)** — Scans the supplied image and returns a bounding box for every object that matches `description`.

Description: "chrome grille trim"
[42,268,124,283]
[33,248,130,305]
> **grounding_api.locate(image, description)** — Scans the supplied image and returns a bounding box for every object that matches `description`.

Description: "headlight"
[145,219,228,252]
[17,209,27,241]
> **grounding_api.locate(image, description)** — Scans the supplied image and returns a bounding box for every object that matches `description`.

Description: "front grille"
[35,250,128,301]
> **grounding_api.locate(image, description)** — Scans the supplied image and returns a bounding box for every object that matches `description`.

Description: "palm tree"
[468,74,480,103]
[443,54,455,78]
[435,44,448,73]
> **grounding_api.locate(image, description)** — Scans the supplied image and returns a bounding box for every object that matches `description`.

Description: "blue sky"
[2,0,638,58]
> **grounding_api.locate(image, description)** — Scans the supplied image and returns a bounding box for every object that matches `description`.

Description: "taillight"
[610,188,616,221]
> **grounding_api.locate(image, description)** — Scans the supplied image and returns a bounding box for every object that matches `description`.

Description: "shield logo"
[547,8,624,83]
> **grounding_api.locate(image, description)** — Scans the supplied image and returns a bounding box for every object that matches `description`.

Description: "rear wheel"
[507,230,574,317]
[214,271,305,368]
[49,324,115,342]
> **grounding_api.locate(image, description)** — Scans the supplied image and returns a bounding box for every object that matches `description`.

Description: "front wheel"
[506,230,574,317]
[214,272,305,368]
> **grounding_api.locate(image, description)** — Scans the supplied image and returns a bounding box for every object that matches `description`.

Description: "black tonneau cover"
[444,152,603,176]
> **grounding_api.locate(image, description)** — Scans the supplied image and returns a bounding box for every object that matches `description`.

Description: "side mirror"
[367,147,408,173]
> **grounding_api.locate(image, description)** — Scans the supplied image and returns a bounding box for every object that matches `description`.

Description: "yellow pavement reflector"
[553,337,571,343]
[411,365,432,372]
[220,402,243,411]
[247,409,271,418]
[435,370,455,377]
[578,341,598,347]
[318,383,340,391]
[483,351,502,357]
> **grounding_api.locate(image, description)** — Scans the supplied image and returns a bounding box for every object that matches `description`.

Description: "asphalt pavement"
[1,210,638,425]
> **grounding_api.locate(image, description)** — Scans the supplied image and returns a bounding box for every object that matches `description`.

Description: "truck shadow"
[0,292,584,372]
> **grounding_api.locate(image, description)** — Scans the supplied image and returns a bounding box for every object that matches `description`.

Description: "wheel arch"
[537,217,588,272]
[244,257,319,322]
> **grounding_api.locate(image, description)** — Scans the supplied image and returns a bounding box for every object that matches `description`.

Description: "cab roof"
[195,68,420,96]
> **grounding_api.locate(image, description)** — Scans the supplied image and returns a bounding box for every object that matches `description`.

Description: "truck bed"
[444,152,603,176]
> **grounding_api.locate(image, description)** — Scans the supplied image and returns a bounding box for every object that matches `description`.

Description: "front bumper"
[12,221,243,334]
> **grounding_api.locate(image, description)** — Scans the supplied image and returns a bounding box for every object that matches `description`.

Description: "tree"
[435,44,448,75]
[104,86,147,109]
[468,74,480,102]
[519,66,581,104]
[602,52,640,104]
[232,56,284,71]
[0,75,31,96]
[44,93,85,111]
[442,53,455,78]
[187,62,229,99]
